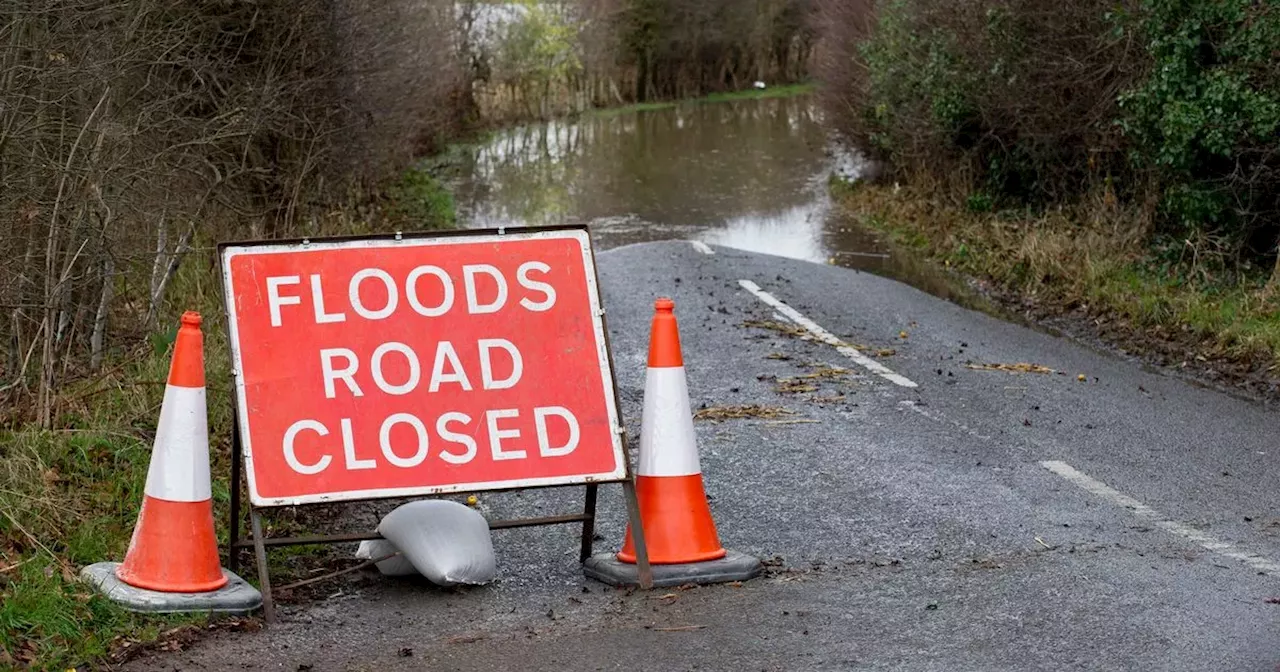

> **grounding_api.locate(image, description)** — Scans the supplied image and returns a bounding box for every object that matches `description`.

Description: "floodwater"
[449,94,978,304]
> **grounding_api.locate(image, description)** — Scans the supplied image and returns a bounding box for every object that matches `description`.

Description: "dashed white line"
[738,279,917,388]
[690,241,714,255]
[1040,460,1280,574]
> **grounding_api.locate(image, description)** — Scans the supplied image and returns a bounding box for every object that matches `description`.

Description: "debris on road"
[743,319,812,339]
[694,405,795,421]
[775,379,819,394]
[745,320,900,362]
[965,362,1056,374]
[796,365,850,379]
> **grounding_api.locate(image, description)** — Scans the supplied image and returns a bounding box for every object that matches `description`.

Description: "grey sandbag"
[354,539,417,577]
[376,500,496,586]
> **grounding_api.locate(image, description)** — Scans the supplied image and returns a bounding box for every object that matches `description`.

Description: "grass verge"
[0,289,234,669]
[0,164,457,670]
[833,181,1280,368]
[589,82,816,118]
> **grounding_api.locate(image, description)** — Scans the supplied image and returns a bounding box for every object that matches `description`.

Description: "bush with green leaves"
[1117,0,1280,242]
[843,0,1137,204]
[821,0,1280,272]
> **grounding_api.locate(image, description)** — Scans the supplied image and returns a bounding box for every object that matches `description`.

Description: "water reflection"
[451,93,1002,314]
[454,94,944,281]
[702,203,827,263]
[451,96,854,253]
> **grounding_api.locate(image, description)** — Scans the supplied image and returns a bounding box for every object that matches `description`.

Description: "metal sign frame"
[217,225,652,621]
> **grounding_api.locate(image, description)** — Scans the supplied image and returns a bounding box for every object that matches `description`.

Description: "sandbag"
[354,539,417,577]
[376,500,496,586]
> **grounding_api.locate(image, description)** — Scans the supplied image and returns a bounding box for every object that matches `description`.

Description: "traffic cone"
[618,298,727,564]
[116,311,226,592]
[80,312,260,613]
[583,297,760,587]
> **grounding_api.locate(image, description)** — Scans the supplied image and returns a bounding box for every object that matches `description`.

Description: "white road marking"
[738,279,918,388]
[1040,460,1280,574]
[690,241,714,255]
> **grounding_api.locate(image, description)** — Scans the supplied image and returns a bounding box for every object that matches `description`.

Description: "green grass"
[0,261,235,668]
[386,164,457,230]
[835,181,1280,365]
[1,164,460,669]
[1083,265,1280,358]
[0,396,221,668]
[588,82,816,118]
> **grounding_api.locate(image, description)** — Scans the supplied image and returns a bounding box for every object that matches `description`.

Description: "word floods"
[221,229,625,506]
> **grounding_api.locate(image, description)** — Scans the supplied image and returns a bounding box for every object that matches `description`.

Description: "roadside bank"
[833,181,1280,400]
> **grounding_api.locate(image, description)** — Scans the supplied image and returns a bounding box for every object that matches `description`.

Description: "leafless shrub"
[0,1,468,426]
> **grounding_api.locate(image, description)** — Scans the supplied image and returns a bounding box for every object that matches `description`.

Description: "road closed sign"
[220,228,626,506]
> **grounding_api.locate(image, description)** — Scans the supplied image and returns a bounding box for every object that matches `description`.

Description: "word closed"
[221,230,626,506]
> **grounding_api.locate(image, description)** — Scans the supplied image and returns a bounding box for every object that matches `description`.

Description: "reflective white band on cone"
[143,384,212,502]
[638,367,701,477]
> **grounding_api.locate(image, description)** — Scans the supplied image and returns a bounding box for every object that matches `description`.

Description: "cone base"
[82,562,261,614]
[584,550,763,588]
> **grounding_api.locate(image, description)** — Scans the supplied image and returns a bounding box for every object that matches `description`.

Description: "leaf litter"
[964,362,1056,374]
[743,321,894,356]
[694,405,795,421]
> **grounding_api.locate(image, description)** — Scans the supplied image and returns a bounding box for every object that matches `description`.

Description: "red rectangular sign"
[220,228,626,506]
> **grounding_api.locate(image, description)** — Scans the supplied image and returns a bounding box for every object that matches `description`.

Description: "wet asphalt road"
[127,242,1280,671]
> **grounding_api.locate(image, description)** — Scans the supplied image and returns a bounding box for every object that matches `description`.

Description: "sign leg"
[621,479,653,589]
[579,484,598,563]
[250,509,276,624]
[228,423,243,573]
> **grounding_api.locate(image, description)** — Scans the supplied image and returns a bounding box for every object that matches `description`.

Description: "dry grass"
[964,363,1056,374]
[694,405,796,421]
[743,320,813,339]
[837,182,1280,366]
[793,365,851,379]
[774,379,820,394]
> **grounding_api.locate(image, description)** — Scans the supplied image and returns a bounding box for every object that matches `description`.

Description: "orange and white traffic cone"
[618,298,726,564]
[82,312,260,613]
[584,297,761,587]
[116,311,225,592]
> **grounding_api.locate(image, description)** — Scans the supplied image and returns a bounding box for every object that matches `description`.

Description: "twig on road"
[276,552,399,592]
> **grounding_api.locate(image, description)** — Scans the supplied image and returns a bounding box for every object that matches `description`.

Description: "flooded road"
[451,96,885,263]
[449,94,986,307]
